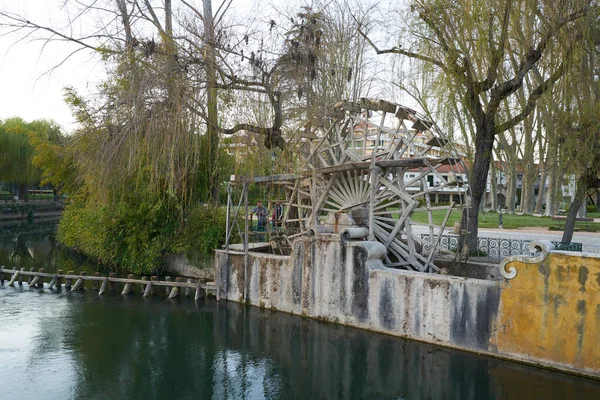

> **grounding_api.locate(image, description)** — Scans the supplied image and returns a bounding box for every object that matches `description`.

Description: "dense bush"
[57,203,115,265]
[57,201,229,274]
[172,205,230,268]
[57,201,178,274]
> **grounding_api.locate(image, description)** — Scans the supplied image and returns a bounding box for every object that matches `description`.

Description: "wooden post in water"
[18,268,24,286]
[168,277,182,299]
[165,276,171,296]
[0,266,4,284]
[65,270,75,290]
[28,268,34,285]
[8,269,20,286]
[194,283,205,301]
[140,276,147,293]
[37,268,45,288]
[72,271,86,291]
[184,279,193,297]
[29,269,41,288]
[94,272,101,291]
[150,276,158,295]
[121,274,135,295]
[99,278,108,295]
[56,270,63,289]
[143,278,152,298]
[109,272,117,291]
[47,273,57,289]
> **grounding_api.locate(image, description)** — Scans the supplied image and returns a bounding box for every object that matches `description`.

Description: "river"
[1,219,600,400]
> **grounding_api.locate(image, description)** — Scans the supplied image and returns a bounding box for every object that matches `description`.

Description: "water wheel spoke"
[277,98,469,270]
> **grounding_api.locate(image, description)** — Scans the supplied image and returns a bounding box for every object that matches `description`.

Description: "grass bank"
[410,209,600,231]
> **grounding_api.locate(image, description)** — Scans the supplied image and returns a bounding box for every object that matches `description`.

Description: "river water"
[1,219,600,400]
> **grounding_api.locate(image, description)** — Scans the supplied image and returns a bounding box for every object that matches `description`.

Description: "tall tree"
[0,118,60,200]
[558,37,600,242]
[361,0,594,249]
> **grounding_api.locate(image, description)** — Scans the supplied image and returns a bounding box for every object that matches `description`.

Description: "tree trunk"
[203,0,219,204]
[534,168,546,214]
[561,195,581,244]
[507,160,517,214]
[462,122,495,251]
[490,161,497,211]
[521,176,533,214]
[18,183,28,202]
[544,157,559,216]
[561,172,590,243]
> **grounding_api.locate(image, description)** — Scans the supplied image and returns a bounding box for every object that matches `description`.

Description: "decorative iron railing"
[421,234,582,260]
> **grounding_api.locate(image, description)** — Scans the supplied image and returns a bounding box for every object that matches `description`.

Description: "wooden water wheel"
[279,99,470,272]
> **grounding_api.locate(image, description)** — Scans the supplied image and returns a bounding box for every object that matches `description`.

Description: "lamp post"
[497,183,504,228]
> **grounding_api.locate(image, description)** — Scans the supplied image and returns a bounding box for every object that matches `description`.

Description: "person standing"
[251,201,268,232]
[271,201,283,228]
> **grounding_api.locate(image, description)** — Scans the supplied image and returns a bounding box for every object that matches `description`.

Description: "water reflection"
[1,221,600,399]
[2,290,600,400]
[0,218,102,274]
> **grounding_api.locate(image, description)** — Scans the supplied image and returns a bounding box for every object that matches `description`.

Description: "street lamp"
[497,183,503,228]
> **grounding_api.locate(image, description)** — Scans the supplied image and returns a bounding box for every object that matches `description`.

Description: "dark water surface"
[1,220,600,400]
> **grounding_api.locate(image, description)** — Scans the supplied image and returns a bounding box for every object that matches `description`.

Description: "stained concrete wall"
[215,236,600,378]
[494,244,600,377]
[162,253,214,280]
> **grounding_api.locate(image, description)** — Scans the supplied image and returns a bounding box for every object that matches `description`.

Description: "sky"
[0,0,258,132]
[0,0,107,131]
[0,0,398,134]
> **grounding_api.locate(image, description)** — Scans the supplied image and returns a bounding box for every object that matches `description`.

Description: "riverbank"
[0,200,64,222]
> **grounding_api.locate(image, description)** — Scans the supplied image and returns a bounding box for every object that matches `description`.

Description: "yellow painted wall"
[493,252,600,375]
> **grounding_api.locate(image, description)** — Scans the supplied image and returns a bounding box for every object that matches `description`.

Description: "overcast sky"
[0,0,398,133]
[0,0,103,131]
[0,0,259,132]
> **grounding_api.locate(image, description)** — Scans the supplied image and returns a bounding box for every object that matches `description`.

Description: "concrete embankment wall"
[162,253,214,280]
[215,236,600,378]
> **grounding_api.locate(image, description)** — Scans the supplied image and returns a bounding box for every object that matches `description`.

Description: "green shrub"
[172,205,230,268]
[57,203,114,264]
[57,200,178,274]
[57,201,231,273]
[587,205,598,213]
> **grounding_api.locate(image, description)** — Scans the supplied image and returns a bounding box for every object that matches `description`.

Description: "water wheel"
[280,99,469,272]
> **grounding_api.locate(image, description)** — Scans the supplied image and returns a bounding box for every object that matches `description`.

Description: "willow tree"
[557,29,600,243]
[361,0,595,248]
[0,118,53,200]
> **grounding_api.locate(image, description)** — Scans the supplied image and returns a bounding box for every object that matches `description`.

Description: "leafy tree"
[361,0,595,248]
[0,118,60,200]
[557,32,600,242]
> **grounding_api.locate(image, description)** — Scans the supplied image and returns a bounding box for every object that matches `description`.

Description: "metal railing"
[421,234,583,260]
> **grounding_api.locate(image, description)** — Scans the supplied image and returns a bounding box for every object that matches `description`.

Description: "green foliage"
[0,118,42,186]
[57,201,178,274]
[57,203,115,265]
[57,202,231,273]
[172,205,230,268]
